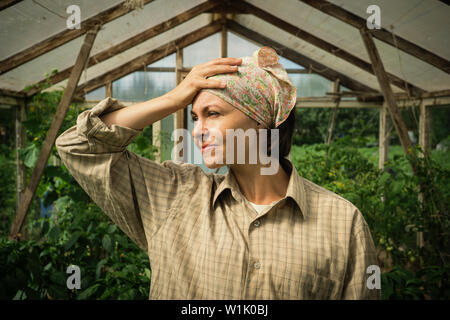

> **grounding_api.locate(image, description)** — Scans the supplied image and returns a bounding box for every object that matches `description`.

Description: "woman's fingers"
[191,57,241,77]
[197,79,227,89]
[164,57,240,109]
[203,64,238,77]
[205,57,242,66]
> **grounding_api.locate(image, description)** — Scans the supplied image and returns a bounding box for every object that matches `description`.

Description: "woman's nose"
[192,120,208,141]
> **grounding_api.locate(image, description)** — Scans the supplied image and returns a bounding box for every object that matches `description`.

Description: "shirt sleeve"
[55,97,202,252]
[341,212,382,300]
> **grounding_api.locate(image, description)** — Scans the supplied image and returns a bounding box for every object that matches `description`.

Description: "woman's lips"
[201,144,218,153]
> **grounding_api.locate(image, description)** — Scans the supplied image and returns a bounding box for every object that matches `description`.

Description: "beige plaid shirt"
[56,97,381,300]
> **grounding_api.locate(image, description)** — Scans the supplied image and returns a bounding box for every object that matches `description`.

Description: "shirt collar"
[212,158,308,219]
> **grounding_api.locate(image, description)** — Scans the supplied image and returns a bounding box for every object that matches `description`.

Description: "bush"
[0,90,154,299]
[0,202,150,299]
[291,135,450,299]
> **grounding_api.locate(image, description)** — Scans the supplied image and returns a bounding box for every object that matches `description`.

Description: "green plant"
[1,89,156,299]
[291,134,450,299]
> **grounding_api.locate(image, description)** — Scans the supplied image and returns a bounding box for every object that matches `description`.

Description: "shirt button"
[254,262,261,270]
[253,220,261,227]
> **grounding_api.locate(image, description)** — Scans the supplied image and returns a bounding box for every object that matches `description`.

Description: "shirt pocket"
[277,269,342,299]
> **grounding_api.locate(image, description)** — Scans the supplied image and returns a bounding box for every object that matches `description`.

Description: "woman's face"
[191,91,259,169]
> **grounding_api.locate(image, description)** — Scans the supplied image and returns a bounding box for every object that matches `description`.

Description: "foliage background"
[0,90,449,299]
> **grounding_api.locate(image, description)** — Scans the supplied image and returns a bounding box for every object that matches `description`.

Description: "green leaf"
[65,232,80,251]
[41,220,50,236]
[96,259,107,279]
[107,224,117,234]
[13,290,27,300]
[77,283,100,300]
[50,271,67,285]
[102,234,113,253]
[48,284,68,299]
[381,274,394,299]
[99,287,115,299]
[379,172,390,185]
[48,226,60,241]
[44,262,53,271]
[23,144,39,168]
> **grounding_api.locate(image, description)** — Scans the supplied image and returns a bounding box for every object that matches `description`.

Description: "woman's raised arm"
[99,57,242,130]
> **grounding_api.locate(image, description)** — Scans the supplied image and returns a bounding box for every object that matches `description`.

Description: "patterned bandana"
[202,46,297,128]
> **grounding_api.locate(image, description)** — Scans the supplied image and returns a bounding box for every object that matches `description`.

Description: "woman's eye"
[191,112,218,122]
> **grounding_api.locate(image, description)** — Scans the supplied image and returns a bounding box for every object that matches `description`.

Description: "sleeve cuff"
[76,97,143,150]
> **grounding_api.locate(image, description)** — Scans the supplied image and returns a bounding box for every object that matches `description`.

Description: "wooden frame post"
[417,99,430,248]
[221,14,227,58]
[360,28,431,250]
[378,102,390,170]
[419,100,431,157]
[105,81,113,98]
[152,120,162,163]
[9,25,101,240]
[360,27,417,174]
[327,79,341,145]
[15,98,26,211]
[173,48,185,162]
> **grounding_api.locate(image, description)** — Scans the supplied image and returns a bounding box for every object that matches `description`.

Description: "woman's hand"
[164,57,242,109]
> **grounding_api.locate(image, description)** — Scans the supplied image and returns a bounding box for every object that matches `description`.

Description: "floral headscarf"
[202,46,297,128]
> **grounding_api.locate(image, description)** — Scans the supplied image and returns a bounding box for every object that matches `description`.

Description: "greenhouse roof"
[0,0,449,97]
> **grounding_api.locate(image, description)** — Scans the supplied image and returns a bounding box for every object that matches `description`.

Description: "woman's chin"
[203,156,225,169]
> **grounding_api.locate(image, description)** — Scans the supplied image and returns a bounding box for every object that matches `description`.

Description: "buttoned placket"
[241,200,286,298]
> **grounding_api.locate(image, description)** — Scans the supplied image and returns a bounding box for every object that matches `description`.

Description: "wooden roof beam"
[231,1,424,97]
[227,20,378,93]
[299,0,450,74]
[0,0,155,74]
[0,88,26,98]
[24,0,220,96]
[360,27,417,173]
[0,0,23,11]
[76,21,222,95]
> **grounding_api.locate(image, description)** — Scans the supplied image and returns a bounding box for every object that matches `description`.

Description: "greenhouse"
[0,0,449,302]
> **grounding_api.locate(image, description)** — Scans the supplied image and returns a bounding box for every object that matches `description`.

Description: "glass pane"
[148,53,176,68]
[340,85,357,101]
[112,71,175,102]
[289,73,332,97]
[227,31,260,57]
[183,33,220,67]
[85,86,105,100]
[279,56,304,69]
[113,71,176,162]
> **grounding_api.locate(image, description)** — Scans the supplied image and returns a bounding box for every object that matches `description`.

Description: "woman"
[56,47,380,300]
